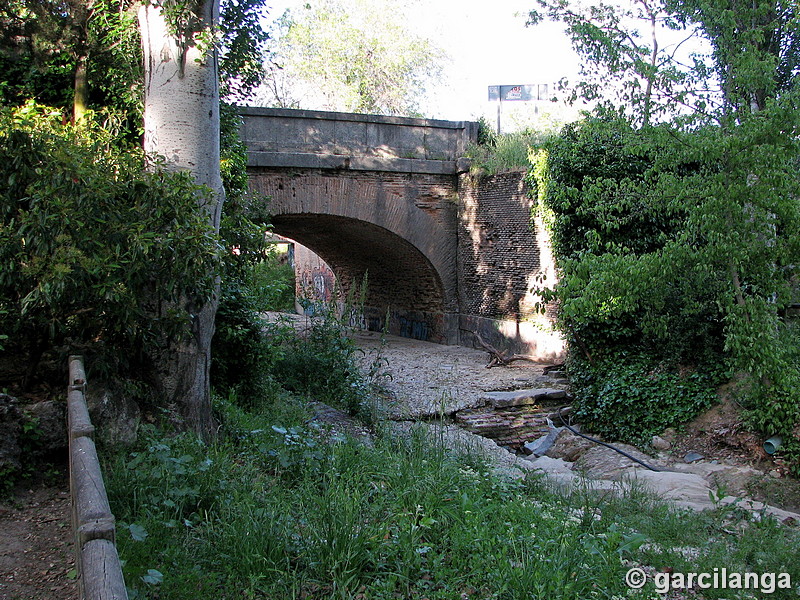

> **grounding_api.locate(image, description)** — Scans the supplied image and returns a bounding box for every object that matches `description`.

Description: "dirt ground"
[668,394,800,512]
[0,468,76,600]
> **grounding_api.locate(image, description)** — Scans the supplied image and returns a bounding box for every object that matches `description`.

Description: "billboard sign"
[488,84,549,102]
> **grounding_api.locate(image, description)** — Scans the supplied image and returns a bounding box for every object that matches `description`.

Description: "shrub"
[532,114,726,358]
[210,279,276,405]
[531,114,729,443]
[270,304,370,415]
[0,102,220,380]
[467,126,549,175]
[533,111,800,451]
[211,107,294,400]
[569,350,722,446]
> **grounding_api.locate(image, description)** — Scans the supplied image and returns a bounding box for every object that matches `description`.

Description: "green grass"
[105,388,800,600]
[466,130,548,176]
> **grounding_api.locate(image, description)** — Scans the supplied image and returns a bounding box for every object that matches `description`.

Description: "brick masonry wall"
[457,171,563,359]
[294,241,336,305]
[458,171,554,319]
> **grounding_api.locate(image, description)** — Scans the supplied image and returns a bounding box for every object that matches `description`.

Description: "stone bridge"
[238,107,564,360]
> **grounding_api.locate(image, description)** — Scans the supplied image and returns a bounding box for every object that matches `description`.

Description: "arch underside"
[272,214,449,342]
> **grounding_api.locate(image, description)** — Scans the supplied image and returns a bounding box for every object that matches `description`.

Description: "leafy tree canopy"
[529,0,800,124]
[258,0,447,116]
[529,0,800,452]
[0,0,270,127]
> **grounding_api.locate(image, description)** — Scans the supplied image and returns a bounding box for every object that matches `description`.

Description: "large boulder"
[24,400,67,453]
[0,394,23,473]
[85,384,141,447]
[544,429,594,462]
[574,443,663,480]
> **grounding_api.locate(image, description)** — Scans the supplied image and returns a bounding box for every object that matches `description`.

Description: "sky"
[398,0,582,121]
[262,0,583,125]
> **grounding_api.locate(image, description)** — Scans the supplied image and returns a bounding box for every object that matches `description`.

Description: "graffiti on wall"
[364,307,443,343]
[290,239,445,343]
[399,317,431,340]
[296,266,336,315]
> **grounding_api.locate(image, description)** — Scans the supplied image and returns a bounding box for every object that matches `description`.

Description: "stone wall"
[457,171,564,361]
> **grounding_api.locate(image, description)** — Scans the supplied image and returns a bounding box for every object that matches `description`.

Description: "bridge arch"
[249,167,460,343]
[272,213,448,340]
[239,107,564,358]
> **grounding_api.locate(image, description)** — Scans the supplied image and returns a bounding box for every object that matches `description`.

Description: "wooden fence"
[67,355,128,600]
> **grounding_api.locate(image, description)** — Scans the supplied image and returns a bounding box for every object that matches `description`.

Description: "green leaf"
[141,569,163,585]
[128,522,148,542]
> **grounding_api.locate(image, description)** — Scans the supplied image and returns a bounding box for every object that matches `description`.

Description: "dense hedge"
[534,111,800,449]
[532,115,727,444]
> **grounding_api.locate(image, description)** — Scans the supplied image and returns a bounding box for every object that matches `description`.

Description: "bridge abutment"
[239,107,564,360]
[457,172,564,361]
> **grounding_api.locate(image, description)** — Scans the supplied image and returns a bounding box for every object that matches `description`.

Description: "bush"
[532,114,725,353]
[210,280,276,405]
[0,102,220,380]
[211,104,289,402]
[270,304,371,415]
[569,350,721,445]
[210,253,298,404]
[531,113,732,443]
[212,260,377,416]
[533,111,800,453]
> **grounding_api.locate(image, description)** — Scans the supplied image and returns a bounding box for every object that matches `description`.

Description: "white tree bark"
[139,0,224,437]
[139,1,224,226]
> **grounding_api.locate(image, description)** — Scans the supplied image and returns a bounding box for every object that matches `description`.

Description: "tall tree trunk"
[70,0,91,124]
[138,0,224,438]
[73,53,88,123]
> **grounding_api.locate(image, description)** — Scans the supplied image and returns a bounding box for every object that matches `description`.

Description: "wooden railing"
[67,355,128,600]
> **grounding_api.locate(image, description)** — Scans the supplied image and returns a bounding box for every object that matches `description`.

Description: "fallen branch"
[462,328,540,368]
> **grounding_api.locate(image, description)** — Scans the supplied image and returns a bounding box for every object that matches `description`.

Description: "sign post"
[488,84,549,133]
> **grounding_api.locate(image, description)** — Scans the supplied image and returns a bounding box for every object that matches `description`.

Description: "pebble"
[651,435,671,451]
[684,451,704,463]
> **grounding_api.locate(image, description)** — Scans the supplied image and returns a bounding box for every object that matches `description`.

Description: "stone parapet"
[239,106,477,167]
